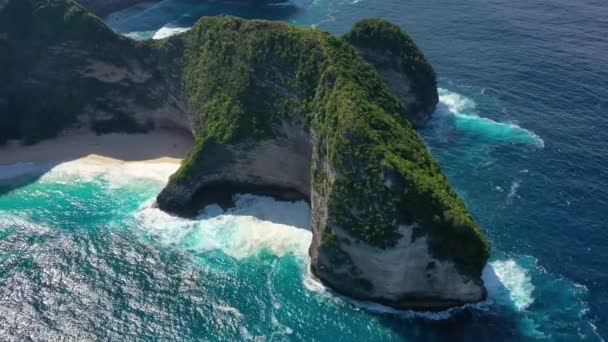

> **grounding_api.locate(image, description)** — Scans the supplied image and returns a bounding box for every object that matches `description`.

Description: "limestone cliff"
[0,0,490,310]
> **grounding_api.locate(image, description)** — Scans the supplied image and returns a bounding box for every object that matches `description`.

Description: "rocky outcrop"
[158,117,312,215]
[310,224,485,309]
[345,19,439,128]
[1,0,490,310]
[0,0,191,144]
[155,17,489,310]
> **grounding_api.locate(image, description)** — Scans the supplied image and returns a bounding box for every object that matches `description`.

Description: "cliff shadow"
[195,191,312,231]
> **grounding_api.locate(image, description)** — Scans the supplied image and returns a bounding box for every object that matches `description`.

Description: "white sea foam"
[123,31,156,40]
[135,194,312,259]
[0,214,52,235]
[1,158,180,185]
[436,88,545,147]
[507,180,521,202]
[152,25,190,40]
[39,159,180,185]
[303,267,328,294]
[484,259,535,311]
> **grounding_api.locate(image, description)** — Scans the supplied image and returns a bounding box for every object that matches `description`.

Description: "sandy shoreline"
[0,130,193,166]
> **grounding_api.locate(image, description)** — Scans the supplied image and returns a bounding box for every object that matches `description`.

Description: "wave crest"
[134,194,312,259]
[430,88,545,148]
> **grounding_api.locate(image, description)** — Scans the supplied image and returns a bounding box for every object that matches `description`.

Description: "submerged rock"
[0,0,490,309]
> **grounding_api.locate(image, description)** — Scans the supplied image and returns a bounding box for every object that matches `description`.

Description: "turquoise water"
[2,0,608,340]
[0,161,596,340]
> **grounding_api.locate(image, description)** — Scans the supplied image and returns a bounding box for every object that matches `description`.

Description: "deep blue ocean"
[1,0,607,340]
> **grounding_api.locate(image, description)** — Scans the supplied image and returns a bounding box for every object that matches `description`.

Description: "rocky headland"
[0,0,490,310]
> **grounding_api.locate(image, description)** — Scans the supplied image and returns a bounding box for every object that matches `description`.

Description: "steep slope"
[0,0,190,144]
[0,0,489,310]
[345,19,438,127]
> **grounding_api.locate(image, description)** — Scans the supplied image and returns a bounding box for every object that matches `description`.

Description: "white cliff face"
[338,224,485,304]
[157,117,312,215]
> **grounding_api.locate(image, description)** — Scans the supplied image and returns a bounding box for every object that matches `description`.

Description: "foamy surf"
[484,259,535,311]
[134,194,312,260]
[432,88,545,147]
[152,25,190,40]
[36,158,181,185]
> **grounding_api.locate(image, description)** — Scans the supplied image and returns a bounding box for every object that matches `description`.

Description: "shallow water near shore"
[1,0,607,340]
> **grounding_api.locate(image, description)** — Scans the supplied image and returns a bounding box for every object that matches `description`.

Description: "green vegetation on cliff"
[344,18,439,122]
[0,0,489,279]
[164,16,488,276]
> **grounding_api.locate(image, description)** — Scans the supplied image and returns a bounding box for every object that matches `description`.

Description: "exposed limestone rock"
[311,224,485,309]
[158,117,312,215]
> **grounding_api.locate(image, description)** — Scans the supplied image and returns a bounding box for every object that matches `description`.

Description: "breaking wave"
[428,88,545,147]
[484,259,535,311]
[152,25,190,40]
[134,194,312,260]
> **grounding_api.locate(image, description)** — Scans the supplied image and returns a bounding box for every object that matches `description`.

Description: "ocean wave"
[484,259,535,311]
[134,194,312,259]
[431,88,545,147]
[506,179,521,203]
[302,257,538,320]
[123,31,156,40]
[152,25,190,40]
[37,159,180,185]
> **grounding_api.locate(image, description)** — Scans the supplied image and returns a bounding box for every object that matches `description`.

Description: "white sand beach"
[0,130,193,166]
